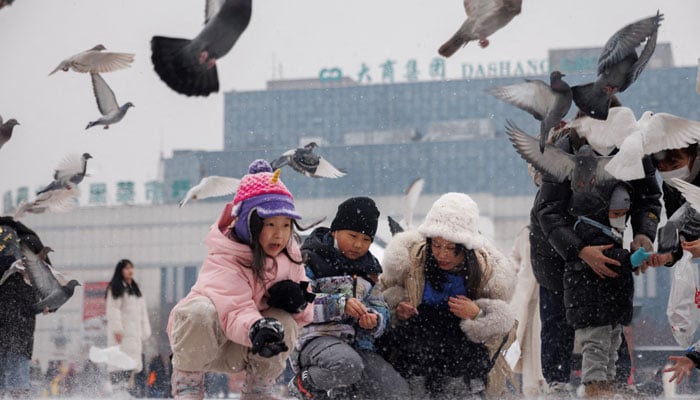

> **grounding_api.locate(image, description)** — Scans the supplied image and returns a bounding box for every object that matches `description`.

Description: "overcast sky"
[0,0,698,205]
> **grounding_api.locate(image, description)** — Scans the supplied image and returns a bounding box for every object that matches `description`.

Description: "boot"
[584,381,616,399]
[287,370,329,400]
[171,369,204,400]
[241,370,285,400]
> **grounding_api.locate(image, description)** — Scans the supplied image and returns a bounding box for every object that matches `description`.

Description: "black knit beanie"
[330,197,380,239]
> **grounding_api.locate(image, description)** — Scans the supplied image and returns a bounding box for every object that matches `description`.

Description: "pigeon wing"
[639,113,700,155]
[402,178,424,229]
[0,114,3,125]
[54,154,85,182]
[488,80,556,121]
[205,0,226,23]
[673,178,700,214]
[568,107,638,150]
[71,52,135,74]
[598,12,663,75]
[593,157,616,183]
[313,157,346,178]
[90,73,119,115]
[627,29,658,87]
[463,0,496,18]
[505,121,575,182]
[33,187,81,213]
[270,155,290,170]
[181,176,240,206]
[21,244,61,298]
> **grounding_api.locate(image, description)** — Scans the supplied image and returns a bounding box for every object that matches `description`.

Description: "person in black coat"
[529,118,662,394]
[0,217,51,399]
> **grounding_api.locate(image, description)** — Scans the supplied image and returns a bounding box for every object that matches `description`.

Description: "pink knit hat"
[230,159,301,243]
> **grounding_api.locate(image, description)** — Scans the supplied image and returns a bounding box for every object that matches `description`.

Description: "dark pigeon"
[0,115,20,150]
[151,0,252,97]
[37,153,92,195]
[21,244,80,312]
[271,142,346,178]
[658,178,700,253]
[572,12,663,120]
[488,71,572,152]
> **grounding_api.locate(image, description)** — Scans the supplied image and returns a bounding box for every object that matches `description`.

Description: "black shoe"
[288,370,329,400]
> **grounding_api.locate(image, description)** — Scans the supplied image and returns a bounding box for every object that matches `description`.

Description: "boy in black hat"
[288,197,409,399]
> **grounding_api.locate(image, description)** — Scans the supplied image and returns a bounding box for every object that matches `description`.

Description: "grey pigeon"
[86,73,134,129]
[151,0,252,97]
[505,121,615,195]
[37,153,92,195]
[49,44,135,76]
[658,178,700,253]
[488,71,572,152]
[0,115,20,150]
[271,142,346,178]
[572,12,663,120]
[21,244,80,312]
[439,0,521,57]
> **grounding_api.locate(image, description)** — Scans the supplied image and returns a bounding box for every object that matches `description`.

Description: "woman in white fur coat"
[378,193,516,398]
[105,259,152,388]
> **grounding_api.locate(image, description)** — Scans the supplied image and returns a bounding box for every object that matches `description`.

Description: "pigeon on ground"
[488,71,572,152]
[271,143,346,178]
[572,12,663,120]
[85,73,133,130]
[573,108,700,181]
[505,121,615,194]
[439,0,521,57]
[14,187,81,219]
[21,244,80,312]
[151,0,252,97]
[37,153,92,195]
[655,178,700,253]
[0,115,20,150]
[179,176,241,207]
[49,45,135,76]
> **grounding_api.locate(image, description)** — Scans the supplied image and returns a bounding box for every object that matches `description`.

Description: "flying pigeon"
[655,178,700,253]
[151,0,252,97]
[49,45,135,76]
[21,244,80,312]
[85,73,134,129]
[14,187,81,219]
[505,121,615,194]
[179,176,241,207]
[572,12,663,120]
[488,71,572,152]
[388,178,425,235]
[37,153,92,195]
[564,106,636,157]
[271,143,346,178]
[438,0,521,57]
[0,115,20,150]
[574,108,700,181]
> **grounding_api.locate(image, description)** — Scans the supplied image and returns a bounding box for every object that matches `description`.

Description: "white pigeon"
[438,0,522,57]
[14,187,81,219]
[85,73,134,130]
[579,108,700,180]
[49,44,134,76]
[401,178,424,229]
[89,345,137,370]
[565,107,638,156]
[673,178,700,214]
[179,176,241,207]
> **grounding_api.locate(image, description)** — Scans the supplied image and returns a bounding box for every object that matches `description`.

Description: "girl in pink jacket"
[168,160,314,400]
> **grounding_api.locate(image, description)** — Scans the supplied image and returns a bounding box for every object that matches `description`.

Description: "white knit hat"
[418,193,485,250]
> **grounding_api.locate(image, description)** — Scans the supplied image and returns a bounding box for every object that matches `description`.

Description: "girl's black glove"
[267,280,316,314]
[249,317,287,358]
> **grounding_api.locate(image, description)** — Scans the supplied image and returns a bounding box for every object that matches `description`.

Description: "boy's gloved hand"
[249,317,288,358]
[267,280,316,314]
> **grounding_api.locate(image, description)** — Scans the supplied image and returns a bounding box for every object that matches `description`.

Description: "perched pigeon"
[49,45,135,76]
[439,0,521,57]
[179,176,241,207]
[151,0,252,97]
[21,244,80,312]
[573,108,700,181]
[655,178,700,253]
[0,115,20,150]
[271,143,346,178]
[572,12,663,120]
[37,153,92,195]
[488,71,572,152]
[14,187,81,219]
[85,73,134,130]
[505,121,615,194]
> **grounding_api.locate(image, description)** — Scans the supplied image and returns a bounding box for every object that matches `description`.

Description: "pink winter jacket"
[168,205,314,348]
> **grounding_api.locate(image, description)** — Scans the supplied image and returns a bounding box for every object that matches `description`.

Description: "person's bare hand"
[345,298,367,319]
[683,239,700,258]
[115,333,123,344]
[448,295,480,320]
[578,244,620,279]
[646,252,673,267]
[664,356,695,384]
[358,313,378,330]
[42,307,49,315]
[396,301,418,321]
[631,234,653,252]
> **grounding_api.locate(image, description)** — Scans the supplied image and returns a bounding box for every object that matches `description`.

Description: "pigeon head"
[304,142,318,150]
[66,280,81,289]
[92,44,107,51]
[82,153,93,160]
[4,119,20,128]
[549,71,569,91]
[123,102,135,109]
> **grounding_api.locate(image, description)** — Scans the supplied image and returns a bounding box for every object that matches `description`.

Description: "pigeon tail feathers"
[438,31,467,58]
[151,36,219,97]
[604,134,645,180]
[572,83,610,120]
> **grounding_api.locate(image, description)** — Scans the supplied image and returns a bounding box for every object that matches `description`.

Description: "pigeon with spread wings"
[438,0,521,57]
[0,115,20,151]
[179,176,241,207]
[37,153,92,195]
[655,178,700,253]
[86,73,133,130]
[271,143,345,179]
[49,44,134,76]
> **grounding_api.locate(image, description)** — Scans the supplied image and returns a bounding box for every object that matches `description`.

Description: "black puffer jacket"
[301,227,382,281]
[530,135,662,291]
[563,207,634,330]
[660,173,700,264]
[0,217,48,359]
